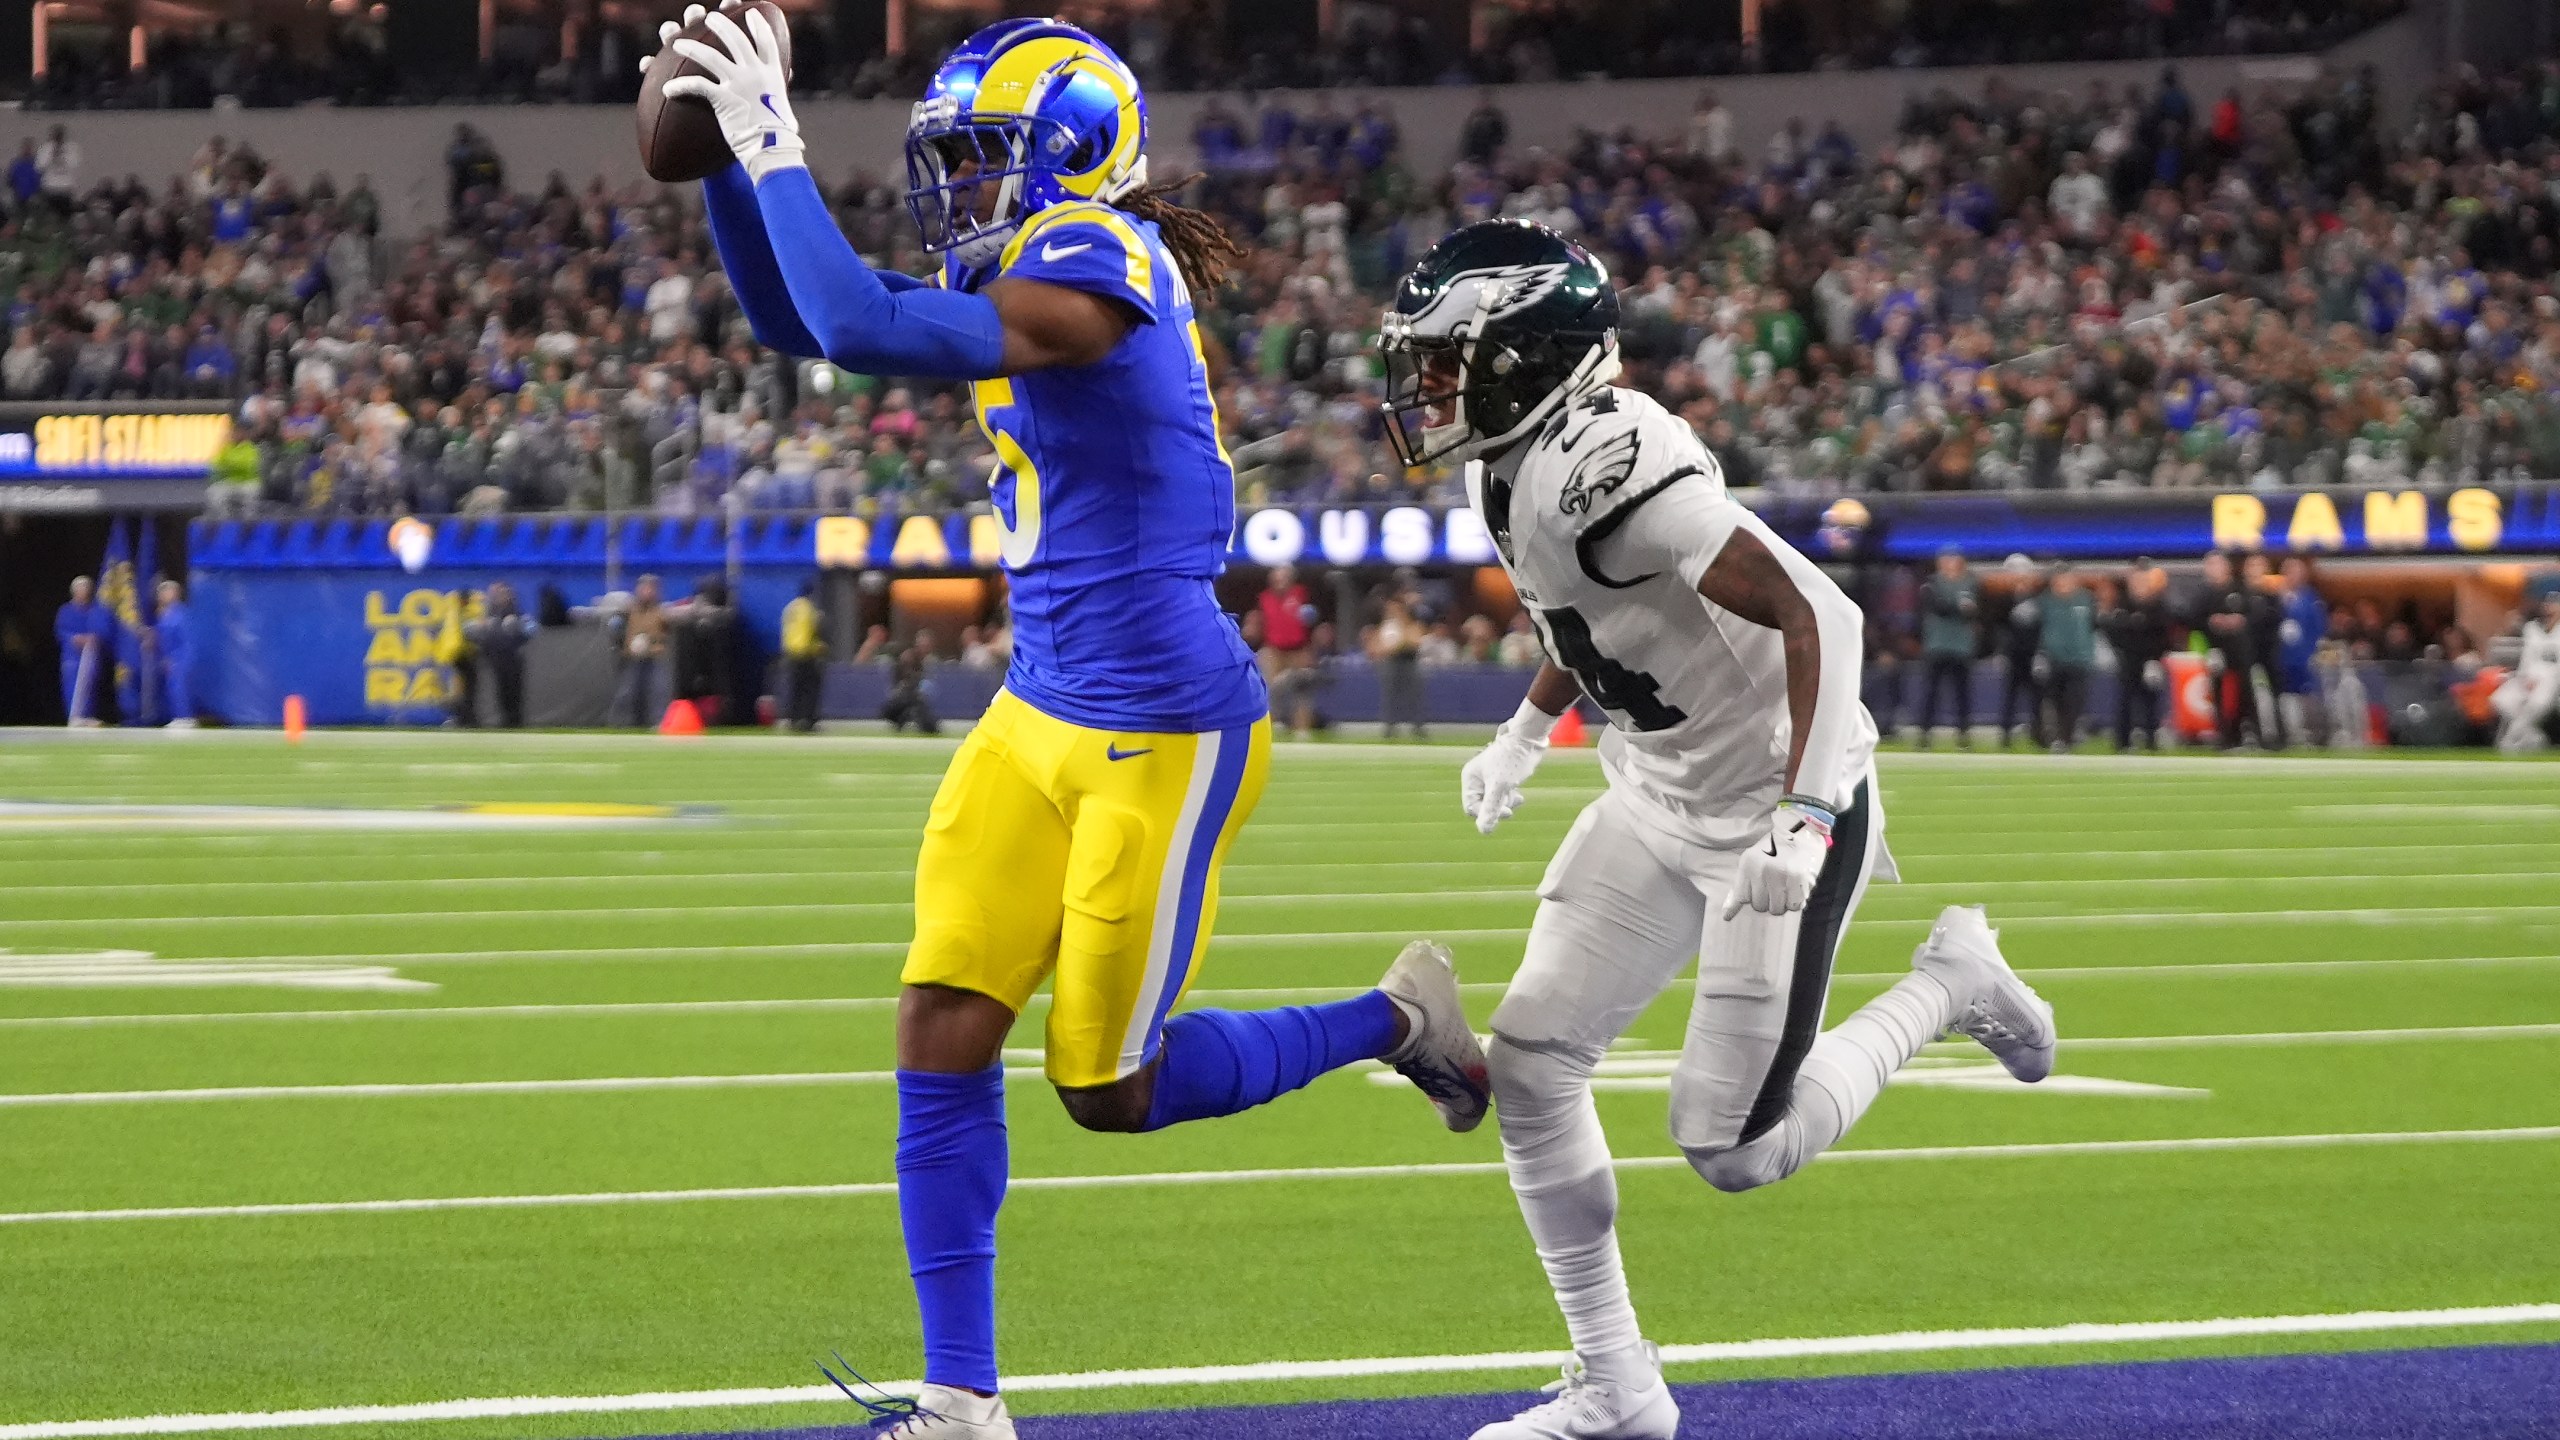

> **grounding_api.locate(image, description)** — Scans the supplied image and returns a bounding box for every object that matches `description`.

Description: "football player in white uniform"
[2495,589,2560,752]
[1382,220,2060,1440]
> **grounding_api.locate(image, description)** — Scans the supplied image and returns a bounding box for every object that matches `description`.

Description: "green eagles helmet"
[1381,219,1622,469]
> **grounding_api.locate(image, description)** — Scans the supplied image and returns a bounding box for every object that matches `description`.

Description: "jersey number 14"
[1538,606,1687,732]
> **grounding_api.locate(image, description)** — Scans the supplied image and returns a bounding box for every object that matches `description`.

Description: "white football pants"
[1484,770,1954,1374]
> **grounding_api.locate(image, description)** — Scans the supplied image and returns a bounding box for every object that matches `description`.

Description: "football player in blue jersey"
[662,12,1491,1436]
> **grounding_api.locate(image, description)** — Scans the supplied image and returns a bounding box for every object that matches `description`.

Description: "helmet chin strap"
[949,167,1027,268]
[1097,154,1147,204]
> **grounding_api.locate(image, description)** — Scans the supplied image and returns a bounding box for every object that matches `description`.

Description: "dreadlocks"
[1114,173,1245,299]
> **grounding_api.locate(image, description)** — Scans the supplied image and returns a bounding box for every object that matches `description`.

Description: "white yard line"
[1842,953,2560,984]
[4,1314,2555,1439]
[2060,1022,2560,1050]
[2,1025,2550,1108]
[2,1127,2553,1230]
[14,899,2560,934]
[9,867,2549,901]
[10,963,2549,1030]
[0,982,1518,1029]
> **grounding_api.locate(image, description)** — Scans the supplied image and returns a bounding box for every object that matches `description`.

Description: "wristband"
[1504,697,1561,744]
[1776,794,1836,842]
[742,136,808,184]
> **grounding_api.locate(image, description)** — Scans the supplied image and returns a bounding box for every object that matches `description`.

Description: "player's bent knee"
[1487,1034,1601,1120]
[1678,1127,1804,1194]
[1054,1075,1152,1133]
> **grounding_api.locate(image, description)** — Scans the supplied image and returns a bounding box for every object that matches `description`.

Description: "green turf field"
[2,731,2556,1439]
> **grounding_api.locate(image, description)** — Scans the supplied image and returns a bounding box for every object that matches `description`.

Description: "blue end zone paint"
[641,1343,2560,1439]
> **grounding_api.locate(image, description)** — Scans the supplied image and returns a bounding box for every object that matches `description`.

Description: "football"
[635,0,793,184]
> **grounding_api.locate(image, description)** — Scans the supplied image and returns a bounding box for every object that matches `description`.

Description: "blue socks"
[893,996,1401,1390]
[895,1065,1008,1394]
[1141,992,1403,1132]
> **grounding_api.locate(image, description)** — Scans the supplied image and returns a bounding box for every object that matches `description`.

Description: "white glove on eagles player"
[1461,701,1559,834]
[663,5,806,181]
[1721,797,1834,920]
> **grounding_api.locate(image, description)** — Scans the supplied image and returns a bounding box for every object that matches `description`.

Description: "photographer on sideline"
[614,574,669,728]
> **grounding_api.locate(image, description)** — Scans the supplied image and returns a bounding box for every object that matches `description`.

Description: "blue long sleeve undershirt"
[702,163,946,362]
[736,164,1006,381]
[700,165,823,358]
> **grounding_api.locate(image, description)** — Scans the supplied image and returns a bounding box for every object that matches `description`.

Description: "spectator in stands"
[7,142,38,207]
[1459,91,1508,165]
[614,574,668,728]
[1916,549,1980,747]
[34,125,78,211]
[1496,612,1542,667]
[445,123,502,216]
[779,579,827,733]
[1257,564,1318,739]
[854,623,891,663]
[1994,558,2046,748]
[2038,566,2098,751]
[2102,562,2172,751]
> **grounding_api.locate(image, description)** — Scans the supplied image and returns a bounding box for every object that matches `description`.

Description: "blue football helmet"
[904,20,1150,269]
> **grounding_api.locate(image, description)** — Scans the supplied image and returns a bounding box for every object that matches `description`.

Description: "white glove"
[645,6,706,73]
[1460,703,1556,834]
[664,6,804,181]
[1722,798,1834,920]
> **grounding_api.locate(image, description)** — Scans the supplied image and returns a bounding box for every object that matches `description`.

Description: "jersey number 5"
[975,376,1043,570]
[1538,606,1687,732]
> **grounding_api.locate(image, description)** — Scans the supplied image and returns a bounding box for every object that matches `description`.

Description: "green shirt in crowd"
[2039,589,2099,668]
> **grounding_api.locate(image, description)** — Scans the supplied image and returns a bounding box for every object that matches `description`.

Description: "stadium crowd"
[22,0,2404,110]
[2,47,2559,528]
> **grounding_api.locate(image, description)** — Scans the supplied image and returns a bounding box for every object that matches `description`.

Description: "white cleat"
[877,1384,1017,1439]
[1470,1348,1680,1439]
[1379,939,1492,1132]
[1913,904,2057,1082]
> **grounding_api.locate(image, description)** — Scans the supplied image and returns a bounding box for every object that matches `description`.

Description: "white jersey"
[1470,386,1877,850]
[2522,619,2560,681]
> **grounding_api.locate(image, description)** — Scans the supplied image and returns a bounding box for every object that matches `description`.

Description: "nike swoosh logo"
[1041,241,1095,261]
[1106,743,1152,761]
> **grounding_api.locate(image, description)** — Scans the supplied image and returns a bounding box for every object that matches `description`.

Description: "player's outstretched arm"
[669,9,1125,380]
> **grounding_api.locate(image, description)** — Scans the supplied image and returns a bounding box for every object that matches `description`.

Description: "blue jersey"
[949,202,1263,733]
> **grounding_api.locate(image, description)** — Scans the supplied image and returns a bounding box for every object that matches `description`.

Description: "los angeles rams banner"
[820,484,2560,567]
[1795,482,2560,562]
[189,483,2560,725]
